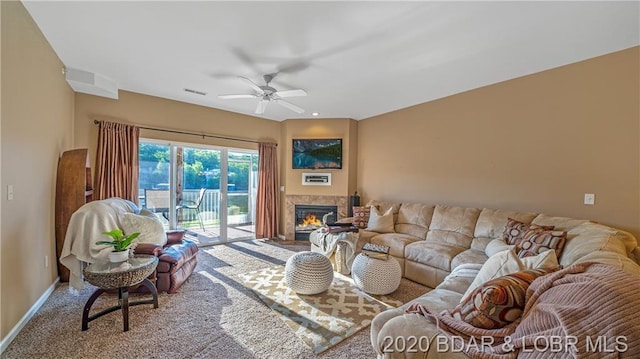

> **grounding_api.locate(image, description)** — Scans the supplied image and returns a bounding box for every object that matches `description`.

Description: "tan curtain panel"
[94,121,140,203]
[255,142,279,239]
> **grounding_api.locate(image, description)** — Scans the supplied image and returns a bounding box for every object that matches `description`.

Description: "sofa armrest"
[134,243,164,256]
[166,229,187,245]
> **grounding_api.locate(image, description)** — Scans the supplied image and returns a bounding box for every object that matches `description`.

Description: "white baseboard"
[0,277,59,354]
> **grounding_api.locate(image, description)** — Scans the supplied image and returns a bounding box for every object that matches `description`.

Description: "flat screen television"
[292,138,342,169]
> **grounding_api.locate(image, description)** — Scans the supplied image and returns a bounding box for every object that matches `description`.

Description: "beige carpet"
[239,266,402,354]
[2,240,430,359]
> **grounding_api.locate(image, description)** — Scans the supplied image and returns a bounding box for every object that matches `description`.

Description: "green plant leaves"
[97,230,141,252]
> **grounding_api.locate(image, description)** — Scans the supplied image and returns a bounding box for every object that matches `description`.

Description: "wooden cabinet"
[55,149,93,282]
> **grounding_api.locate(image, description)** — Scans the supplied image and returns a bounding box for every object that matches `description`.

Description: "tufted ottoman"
[285,251,334,295]
[351,253,402,295]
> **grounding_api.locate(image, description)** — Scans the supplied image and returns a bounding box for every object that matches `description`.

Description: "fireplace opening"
[294,205,337,240]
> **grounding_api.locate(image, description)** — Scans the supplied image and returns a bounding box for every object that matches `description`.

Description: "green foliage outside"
[139,144,257,192]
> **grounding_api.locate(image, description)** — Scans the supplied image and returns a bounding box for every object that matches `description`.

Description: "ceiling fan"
[218,74,307,115]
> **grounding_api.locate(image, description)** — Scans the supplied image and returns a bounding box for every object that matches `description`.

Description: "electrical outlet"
[7,185,14,201]
[44,255,49,268]
[584,193,595,205]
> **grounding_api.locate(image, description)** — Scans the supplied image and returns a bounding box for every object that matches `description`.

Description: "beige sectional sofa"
[353,200,640,358]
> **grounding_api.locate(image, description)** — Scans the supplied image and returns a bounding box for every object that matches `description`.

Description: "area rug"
[239,265,403,354]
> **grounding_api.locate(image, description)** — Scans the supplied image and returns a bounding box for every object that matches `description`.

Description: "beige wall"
[1,1,75,340]
[279,118,358,235]
[358,47,640,239]
[280,118,357,197]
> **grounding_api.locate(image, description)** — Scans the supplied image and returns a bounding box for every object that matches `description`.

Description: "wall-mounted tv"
[292,138,342,169]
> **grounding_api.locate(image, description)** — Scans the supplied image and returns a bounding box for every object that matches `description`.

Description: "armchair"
[134,230,198,293]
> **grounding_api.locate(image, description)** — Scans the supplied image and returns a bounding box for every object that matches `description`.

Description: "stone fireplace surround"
[284,195,348,240]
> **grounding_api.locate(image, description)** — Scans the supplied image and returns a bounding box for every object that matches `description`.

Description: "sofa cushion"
[560,222,638,267]
[461,248,559,301]
[503,218,555,246]
[531,213,592,232]
[451,268,550,329]
[516,229,567,258]
[451,249,488,270]
[474,209,538,241]
[485,238,514,257]
[367,206,395,233]
[405,241,466,272]
[575,251,640,277]
[426,205,481,248]
[351,206,371,229]
[370,233,422,258]
[395,203,434,238]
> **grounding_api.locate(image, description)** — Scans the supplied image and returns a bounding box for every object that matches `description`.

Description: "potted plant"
[97,229,140,263]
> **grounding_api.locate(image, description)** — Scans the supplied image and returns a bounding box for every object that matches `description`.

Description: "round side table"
[82,255,159,332]
[351,253,401,295]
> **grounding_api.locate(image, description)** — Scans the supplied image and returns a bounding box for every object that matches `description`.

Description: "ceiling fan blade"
[255,100,268,115]
[239,76,264,94]
[218,94,257,99]
[275,99,304,114]
[273,89,307,98]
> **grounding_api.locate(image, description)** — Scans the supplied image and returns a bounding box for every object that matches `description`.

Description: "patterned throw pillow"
[502,218,554,246]
[352,206,371,229]
[451,268,550,329]
[516,229,568,258]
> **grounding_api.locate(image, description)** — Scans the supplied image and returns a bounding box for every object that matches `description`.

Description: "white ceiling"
[22,1,640,122]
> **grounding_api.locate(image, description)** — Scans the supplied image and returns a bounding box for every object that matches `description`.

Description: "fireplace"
[294,205,337,240]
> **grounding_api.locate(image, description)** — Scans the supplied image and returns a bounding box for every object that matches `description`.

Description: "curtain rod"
[93,120,275,146]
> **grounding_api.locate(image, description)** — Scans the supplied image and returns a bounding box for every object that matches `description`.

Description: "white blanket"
[309,229,358,274]
[59,198,139,291]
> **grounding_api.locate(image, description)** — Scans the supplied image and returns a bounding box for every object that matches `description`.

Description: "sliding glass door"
[226,151,258,241]
[138,139,257,245]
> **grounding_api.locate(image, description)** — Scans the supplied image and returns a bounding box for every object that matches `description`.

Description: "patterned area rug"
[239,265,402,354]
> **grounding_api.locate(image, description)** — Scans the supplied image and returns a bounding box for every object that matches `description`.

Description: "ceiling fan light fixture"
[220,74,307,115]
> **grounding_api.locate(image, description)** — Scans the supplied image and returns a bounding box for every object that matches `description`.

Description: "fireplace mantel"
[284,195,348,240]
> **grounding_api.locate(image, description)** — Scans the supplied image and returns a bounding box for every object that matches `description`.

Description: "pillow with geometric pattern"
[516,229,567,258]
[502,218,555,246]
[352,206,371,229]
[451,268,552,329]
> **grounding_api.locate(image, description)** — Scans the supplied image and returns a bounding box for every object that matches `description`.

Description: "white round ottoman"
[351,253,402,295]
[285,251,334,295]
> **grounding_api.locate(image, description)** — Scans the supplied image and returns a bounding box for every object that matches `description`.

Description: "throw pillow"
[516,229,568,258]
[461,248,559,301]
[502,218,555,246]
[352,206,371,229]
[120,212,167,246]
[366,206,395,233]
[451,268,551,329]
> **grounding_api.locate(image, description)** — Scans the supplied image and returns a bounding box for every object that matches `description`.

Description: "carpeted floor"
[2,240,430,359]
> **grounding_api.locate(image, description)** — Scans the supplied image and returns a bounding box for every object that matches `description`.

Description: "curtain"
[94,121,140,203]
[255,142,279,239]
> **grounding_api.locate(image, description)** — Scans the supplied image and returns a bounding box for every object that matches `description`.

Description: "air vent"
[184,88,207,96]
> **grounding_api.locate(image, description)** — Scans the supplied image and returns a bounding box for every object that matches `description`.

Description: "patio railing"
[142,188,255,226]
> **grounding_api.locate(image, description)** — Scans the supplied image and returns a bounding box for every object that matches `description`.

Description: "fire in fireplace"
[294,205,337,240]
